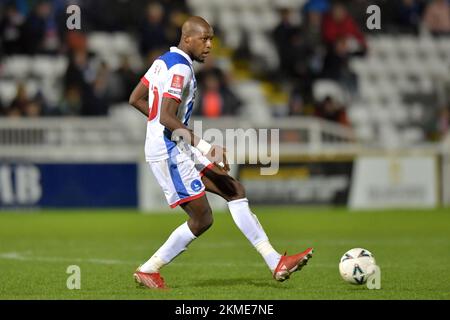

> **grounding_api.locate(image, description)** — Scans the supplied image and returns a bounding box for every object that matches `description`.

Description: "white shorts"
[149,145,214,208]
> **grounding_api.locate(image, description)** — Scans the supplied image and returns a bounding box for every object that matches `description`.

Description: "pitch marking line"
[0,251,334,268]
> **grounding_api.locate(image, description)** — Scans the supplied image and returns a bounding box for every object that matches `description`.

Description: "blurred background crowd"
[0,0,449,143]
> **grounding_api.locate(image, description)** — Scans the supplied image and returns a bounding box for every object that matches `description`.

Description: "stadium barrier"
[0,162,137,208]
[237,156,353,206]
[0,117,446,210]
[442,133,450,206]
[349,155,438,209]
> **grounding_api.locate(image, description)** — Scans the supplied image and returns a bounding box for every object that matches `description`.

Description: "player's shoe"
[273,248,314,282]
[133,270,167,289]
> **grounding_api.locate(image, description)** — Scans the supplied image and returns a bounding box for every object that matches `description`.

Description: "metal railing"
[0,115,440,161]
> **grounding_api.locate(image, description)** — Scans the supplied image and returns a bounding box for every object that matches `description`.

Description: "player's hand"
[207,145,230,172]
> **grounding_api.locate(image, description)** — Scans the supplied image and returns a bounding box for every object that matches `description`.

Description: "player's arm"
[129,81,149,117]
[160,97,230,171]
[159,97,197,144]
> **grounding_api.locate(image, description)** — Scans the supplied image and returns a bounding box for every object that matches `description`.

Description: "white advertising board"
[349,156,437,209]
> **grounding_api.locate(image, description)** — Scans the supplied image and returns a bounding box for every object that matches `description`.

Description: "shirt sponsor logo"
[171,74,184,90]
[168,89,181,95]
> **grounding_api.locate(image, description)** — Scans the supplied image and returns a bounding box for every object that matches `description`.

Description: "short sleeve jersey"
[140,47,197,161]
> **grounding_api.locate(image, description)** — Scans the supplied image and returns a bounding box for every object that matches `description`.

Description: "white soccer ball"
[339,248,377,285]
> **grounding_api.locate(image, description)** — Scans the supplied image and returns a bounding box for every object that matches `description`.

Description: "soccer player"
[128,16,313,289]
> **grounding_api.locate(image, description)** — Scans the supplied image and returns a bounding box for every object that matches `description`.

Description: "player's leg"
[135,158,212,289]
[201,166,282,272]
[139,195,211,270]
[181,195,214,237]
[202,165,313,281]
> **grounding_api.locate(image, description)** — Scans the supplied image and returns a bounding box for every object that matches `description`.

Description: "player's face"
[190,28,214,63]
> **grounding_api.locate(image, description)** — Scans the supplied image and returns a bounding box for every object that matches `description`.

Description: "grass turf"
[0,207,449,300]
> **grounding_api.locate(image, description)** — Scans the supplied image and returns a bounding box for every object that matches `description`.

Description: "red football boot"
[133,271,167,289]
[273,248,314,282]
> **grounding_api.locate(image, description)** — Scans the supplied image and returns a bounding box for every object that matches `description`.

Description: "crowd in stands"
[0,0,189,117]
[269,0,449,136]
[0,0,449,139]
[0,0,243,119]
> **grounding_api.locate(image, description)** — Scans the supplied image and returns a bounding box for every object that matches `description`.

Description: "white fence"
[0,116,358,160]
[0,116,448,208]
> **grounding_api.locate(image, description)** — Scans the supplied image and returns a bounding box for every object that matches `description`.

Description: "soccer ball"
[339,248,376,285]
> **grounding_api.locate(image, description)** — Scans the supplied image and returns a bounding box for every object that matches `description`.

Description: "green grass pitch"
[0,207,449,300]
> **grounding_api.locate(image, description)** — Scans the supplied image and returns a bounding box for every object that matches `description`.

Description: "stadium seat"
[187,0,213,11]
[436,38,450,60]
[402,127,424,144]
[195,8,216,26]
[258,9,279,31]
[113,33,138,56]
[223,27,242,49]
[31,56,56,79]
[0,80,18,106]
[24,79,39,98]
[239,10,262,32]
[409,103,425,123]
[250,0,272,10]
[387,103,409,125]
[373,36,397,59]
[397,36,418,59]
[218,9,239,31]
[88,32,112,56]
[370,104,392,124]
[348,105,371,125]
[3,56,32,79]
[248,33,279,70]
[354,124,375,142]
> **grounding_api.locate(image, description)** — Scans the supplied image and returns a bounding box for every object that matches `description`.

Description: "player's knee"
[229,181,246,201]
[190,209,213,236]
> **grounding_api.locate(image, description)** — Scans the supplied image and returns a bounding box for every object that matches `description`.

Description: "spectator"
[195,73,241,118]
[165,8,188,47]
[196,74,223,118]
[195,55,242,117]
[288,85,316,117]
[32,90,48,116]
[71,60,110,116]
[272,7,300,79]
[160,0,189,15]
[0,97,5,116]
[94,61,110,97]
[423,0,450,36]
[346,0,374,30]
[5,107,22,118]
[64,49,109,116]
[58,85,82,116]
[301,10,324,52]
[315,95,349,126]
[139,2,169,57]
[438,105,449,139]
[8,82,30,116]
[392,0,424,34]
[5,82,45,117]
[196,54,233,91]
[65,30,88,53]
[0,2,25,55]
[322,2,367,55]
[321,36,357,95]
[23,100,42,117]
[109,55,140,104]
[22,0,60,54]
[300,9,326,79]
[64,49,94,89]
[302,0,330,14]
